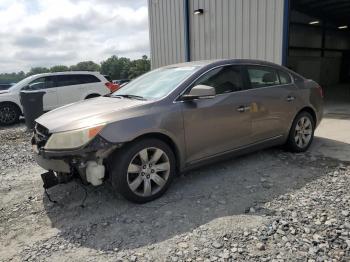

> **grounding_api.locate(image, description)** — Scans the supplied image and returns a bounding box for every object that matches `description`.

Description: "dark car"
[32,59,323,203]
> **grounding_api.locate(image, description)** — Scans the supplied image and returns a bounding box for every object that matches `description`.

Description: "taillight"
[317,85,324,98]
[105,82,119,93]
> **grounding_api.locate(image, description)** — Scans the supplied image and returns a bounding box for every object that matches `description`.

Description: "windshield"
[8,75,35,91]
[112,66,199,100]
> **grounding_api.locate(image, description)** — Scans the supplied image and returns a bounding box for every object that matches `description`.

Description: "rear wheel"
[110,138,176,203]
[286,111,315,152]
[0,103,20,125]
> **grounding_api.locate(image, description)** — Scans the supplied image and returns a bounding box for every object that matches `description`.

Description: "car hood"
[36,96,153,133]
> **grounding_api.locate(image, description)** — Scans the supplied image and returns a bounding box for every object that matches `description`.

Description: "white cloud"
[0,0,149,73]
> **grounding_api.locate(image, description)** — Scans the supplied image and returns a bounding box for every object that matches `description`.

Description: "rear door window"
[45,76,55,88]
[54,75,78,87]
[246,66,280,88]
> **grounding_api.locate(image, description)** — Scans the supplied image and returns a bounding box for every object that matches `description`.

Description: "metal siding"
[148,0,186,68]
[190,0,198,60]
[222,0,229,58]
[228,0,235,58]
[266,0,274,61]
[235,0,243,58]
[242,0,250,58]
[204,0,211,60]
[250,0,258,59]
[189,0,284,64]
[148,0,285,68]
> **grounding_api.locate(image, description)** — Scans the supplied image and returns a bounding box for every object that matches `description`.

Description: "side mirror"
[182,84,216,101]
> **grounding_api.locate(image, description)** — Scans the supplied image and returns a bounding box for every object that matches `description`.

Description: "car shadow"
[43,138,347,252]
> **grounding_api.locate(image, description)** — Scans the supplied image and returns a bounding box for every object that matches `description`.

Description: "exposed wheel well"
[85,94,100,99]
[131,133,181,171]
[297,107,317,125]
[0,101,22,115]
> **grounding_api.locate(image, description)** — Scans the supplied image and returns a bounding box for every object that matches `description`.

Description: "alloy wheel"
[127,147,171,197]
[0,106,17,124]
[294,116,313,148]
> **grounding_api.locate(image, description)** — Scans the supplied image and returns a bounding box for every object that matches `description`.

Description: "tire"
[85,94,100,99]
[110,138,176,203]
[286,111,315,153]
[0,103,20,126]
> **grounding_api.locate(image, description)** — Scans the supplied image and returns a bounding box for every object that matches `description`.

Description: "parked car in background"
[0,83,14,90]
[113,79,129,86]
[32,59,323,203]
[0,71,113,125]
[102,75,120,92]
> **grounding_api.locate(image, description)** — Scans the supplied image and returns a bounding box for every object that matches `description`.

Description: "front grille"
[33,123,51,149]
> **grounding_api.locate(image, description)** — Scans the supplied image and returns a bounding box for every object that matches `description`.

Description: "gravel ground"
[0,123,349,261]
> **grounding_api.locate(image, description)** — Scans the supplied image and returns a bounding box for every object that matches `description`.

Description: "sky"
[0,0,149,73]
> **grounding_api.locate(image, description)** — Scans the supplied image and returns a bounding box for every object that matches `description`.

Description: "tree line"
[0,55,151,84]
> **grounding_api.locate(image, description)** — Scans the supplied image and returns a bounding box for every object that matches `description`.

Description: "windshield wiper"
[111,94,147,100]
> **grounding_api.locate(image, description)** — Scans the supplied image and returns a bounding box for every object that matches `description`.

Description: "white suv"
[0,71,114,125]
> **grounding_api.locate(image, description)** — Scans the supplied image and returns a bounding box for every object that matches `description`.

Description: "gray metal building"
[148,0,285,68]
[148,0,350,99]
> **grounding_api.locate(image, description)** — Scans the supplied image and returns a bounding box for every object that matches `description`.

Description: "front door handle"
[286,96,296,102]
[237,105,251,113]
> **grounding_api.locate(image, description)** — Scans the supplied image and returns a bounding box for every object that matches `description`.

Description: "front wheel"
[110,138,176,203]
[286,111,315,152]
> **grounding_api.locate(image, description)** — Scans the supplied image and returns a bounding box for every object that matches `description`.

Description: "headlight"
[44,124,105,150]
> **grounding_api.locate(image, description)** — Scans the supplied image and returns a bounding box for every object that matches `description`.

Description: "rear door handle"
[237,105,251,113]
[286,96,296,102]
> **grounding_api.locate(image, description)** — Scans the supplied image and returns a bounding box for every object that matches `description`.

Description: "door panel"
[182,92,252,164]
[244,66,298,143]
[57,84,81,107]
[248,85,297,142]
[42,88,59,111]
[181,65,253,163]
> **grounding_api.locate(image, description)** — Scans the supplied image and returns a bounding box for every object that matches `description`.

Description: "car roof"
[30,71,102,78]
[163,59,285,69]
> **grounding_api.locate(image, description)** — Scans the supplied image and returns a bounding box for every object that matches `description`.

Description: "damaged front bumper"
[32,132,121,189]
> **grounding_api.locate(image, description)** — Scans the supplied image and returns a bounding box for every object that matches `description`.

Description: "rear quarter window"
[278,70,292,84]
[291,73,304,83]
[76,74,101,84]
